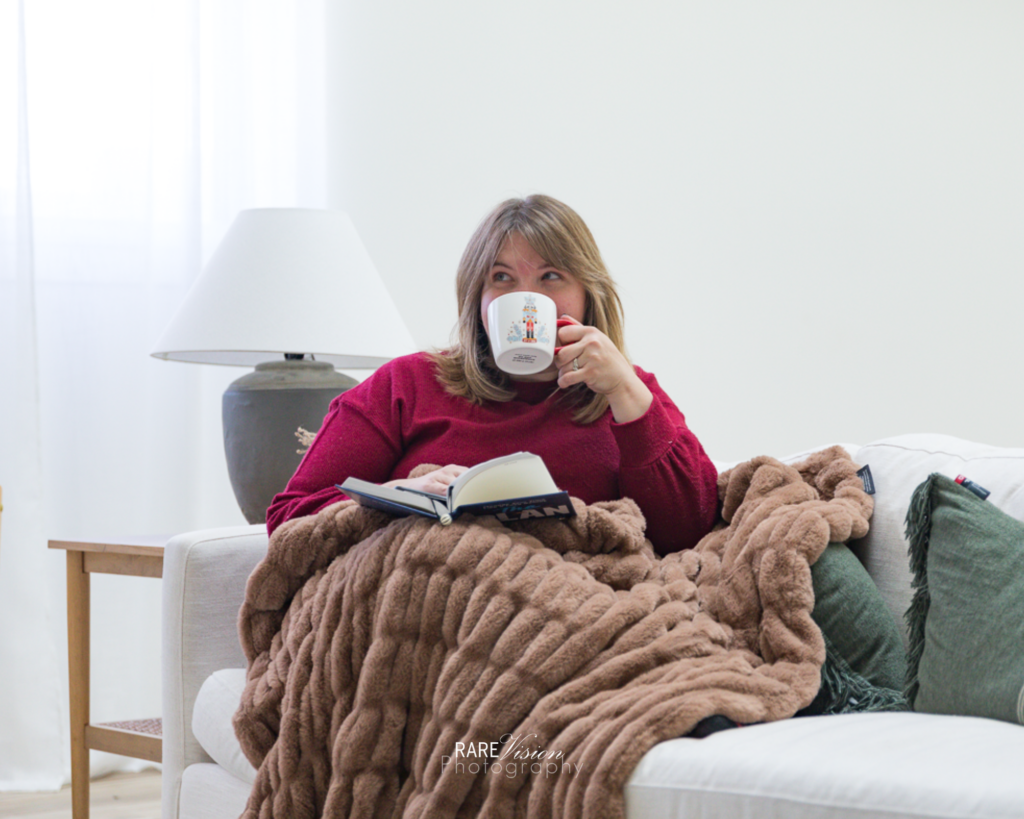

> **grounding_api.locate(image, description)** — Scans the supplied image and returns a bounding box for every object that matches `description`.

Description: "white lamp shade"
[151,208,418,367]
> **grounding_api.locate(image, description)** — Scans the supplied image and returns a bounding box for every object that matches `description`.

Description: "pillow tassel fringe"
[903,473,937,708]
[802,633,908,716]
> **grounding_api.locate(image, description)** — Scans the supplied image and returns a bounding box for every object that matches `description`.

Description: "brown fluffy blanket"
[234,446,871,819]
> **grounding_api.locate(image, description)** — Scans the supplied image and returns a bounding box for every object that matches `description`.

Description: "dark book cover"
[455,491,575,522]
[339,482,575,524]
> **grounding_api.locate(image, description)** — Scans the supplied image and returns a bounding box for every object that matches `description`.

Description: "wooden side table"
[49,536,167,819]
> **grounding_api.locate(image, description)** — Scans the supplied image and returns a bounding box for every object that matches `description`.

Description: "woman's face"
[479,232,587,337]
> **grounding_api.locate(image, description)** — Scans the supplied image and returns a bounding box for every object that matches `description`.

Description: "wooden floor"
[0,771,162,819]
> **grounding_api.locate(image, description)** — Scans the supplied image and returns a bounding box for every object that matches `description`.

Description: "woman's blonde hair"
[431,194,627,424]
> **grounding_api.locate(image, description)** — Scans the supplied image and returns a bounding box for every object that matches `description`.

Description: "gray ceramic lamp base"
[223,359,357,524]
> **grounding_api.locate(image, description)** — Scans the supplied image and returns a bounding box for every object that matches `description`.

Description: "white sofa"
[161,433,1024,819]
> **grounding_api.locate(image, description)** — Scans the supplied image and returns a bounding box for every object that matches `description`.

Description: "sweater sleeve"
[610,369,719,555]
[265,364,404,537]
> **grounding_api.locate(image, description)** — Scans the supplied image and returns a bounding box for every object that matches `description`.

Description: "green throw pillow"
[905,473,1024,725]
[811,542,907,692]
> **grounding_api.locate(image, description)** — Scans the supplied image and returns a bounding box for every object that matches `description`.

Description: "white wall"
[325,1,1023,463]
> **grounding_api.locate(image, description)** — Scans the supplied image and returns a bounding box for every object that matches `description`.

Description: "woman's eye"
[542,271,563,281]
[492,271,511,282]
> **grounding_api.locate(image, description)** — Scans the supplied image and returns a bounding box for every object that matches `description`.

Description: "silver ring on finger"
[572,357,580,372]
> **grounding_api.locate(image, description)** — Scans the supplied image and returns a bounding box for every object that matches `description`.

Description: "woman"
[266,195,718,554]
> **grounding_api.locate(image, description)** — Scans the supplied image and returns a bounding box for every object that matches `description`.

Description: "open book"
[338,452,576,525]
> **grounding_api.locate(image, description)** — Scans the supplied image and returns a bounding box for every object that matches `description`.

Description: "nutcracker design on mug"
[511,294,543,344]
[487,292,571,375]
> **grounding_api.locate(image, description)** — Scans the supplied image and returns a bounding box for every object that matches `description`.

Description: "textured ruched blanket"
[234,446,872,819]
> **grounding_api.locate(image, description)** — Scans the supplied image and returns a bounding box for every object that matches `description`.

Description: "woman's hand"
[554,316,653,423]
[383,464,468,496]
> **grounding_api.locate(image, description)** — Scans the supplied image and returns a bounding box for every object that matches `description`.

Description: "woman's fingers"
[557,359,590,390]
[421,480,451,495]
[554,332,602,377]
[426,465,468,492]
[387,464,468,495]
[554,318,585,354]
[553,326,632,394]
[554,344,586,373]
[553,319,593,369]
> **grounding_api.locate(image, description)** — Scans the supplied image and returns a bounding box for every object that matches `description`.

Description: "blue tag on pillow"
[955,475,990,500]
[856,465,876,495]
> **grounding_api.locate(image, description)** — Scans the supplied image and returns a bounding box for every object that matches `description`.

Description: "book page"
[449,452,558,509]
[341,478,442,516]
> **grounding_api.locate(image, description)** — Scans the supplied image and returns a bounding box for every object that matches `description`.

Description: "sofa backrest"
[849,433,1024,648]
[715,435,1024,649]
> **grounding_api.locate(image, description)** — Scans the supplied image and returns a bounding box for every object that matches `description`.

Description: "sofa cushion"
[192,668,256,786]
[905,473,1024,724]
[180,762,252,819]
[625,712,1024,819]
[849,434,1024,647]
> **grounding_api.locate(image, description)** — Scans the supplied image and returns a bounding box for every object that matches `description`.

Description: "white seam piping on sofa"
[861,443,1024,462]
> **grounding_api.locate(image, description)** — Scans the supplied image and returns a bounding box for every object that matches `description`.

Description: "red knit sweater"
[266,353,718,555]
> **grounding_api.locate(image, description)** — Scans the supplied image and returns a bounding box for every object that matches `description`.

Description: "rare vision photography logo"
[440,733,582,780]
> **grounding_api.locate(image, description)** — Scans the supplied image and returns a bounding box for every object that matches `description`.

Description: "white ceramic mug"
[486,292,569,375]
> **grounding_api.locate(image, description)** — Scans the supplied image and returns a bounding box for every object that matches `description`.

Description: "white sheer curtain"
[0,0,325,790]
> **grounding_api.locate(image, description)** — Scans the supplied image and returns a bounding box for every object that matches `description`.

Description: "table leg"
[66,550,90,819]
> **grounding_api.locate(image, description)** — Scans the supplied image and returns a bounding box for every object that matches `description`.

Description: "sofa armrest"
[161,525,267,819]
